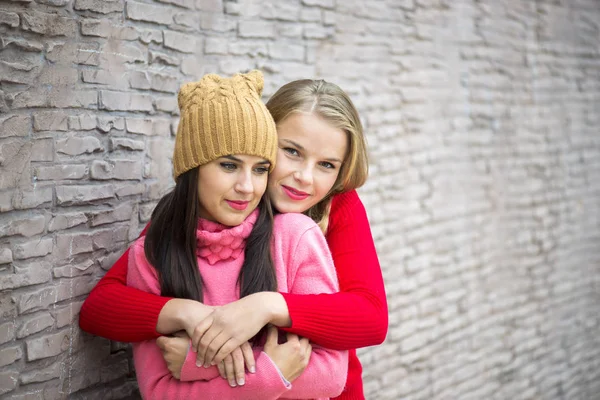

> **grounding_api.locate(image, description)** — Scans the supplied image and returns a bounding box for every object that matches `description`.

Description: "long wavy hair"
[144,167,277,302]
[266,79,369,233]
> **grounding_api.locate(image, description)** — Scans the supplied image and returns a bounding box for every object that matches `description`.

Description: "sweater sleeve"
[281,190,389,350]
[127,239,291,400]
[78,225,171,342]
[278,221,348,399]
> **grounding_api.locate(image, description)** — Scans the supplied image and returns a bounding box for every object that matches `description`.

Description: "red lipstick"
[282,185,310,201]
[226,200,249,210]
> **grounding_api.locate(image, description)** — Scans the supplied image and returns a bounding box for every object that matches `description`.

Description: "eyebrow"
[222,155,271,165]
[281,139,343,164]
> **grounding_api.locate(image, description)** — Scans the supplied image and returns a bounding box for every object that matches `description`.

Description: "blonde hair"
[266,79,369,233]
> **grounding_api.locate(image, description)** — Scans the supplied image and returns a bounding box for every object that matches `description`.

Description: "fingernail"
[210,361,216,366]
[250,366,256,373]
[204,363,210,368]
[230,382,237,387]
[196,361,202,367]
[238,378,245,386]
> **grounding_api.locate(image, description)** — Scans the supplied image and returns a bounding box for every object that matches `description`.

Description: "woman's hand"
[157,332,256,386]
[156,331,190,379]
[263,326,312,382]
[193,292,291,368]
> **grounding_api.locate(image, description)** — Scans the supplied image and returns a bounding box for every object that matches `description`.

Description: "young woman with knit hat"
[80,74,388,400]
[126,70,348,399]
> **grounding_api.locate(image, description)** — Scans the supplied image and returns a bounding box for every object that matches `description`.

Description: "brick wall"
[1,0,599,399]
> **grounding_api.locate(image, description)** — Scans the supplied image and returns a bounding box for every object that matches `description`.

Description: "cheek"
[255,175,268,196]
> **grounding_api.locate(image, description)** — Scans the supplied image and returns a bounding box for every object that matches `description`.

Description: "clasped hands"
[157,293,311,388]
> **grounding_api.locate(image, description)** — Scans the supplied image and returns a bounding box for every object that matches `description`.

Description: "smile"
[226,200,250,211]
[282,185,310,201]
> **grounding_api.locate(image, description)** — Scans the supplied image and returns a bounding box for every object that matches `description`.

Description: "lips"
[281,185,310,201]
[226,200,249,211]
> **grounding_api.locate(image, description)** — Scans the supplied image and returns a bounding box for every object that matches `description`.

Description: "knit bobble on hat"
[173,70,277,179]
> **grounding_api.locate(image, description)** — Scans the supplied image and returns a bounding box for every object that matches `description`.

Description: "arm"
[127,239,292,400]
[281,190,389,349]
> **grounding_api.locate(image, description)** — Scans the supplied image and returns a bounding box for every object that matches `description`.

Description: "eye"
[254,166,269,175]
[220,162,237,171]
[319,161,335,169]
[283,147,300,157]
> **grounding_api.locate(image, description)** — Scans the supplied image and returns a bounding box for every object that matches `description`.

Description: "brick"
[138,29,163,44]
[0,191,12,213]
[90,159,142,180]
[139,202,155,222]
[21,11,77,37]
[126,118,154,135]
[1,267,51,289]
[99,91,153,112]
[96,116,125,133]
[302,0,335,7]
[238,21,276,38]
[0,214,45,238]
[200,14,237,32]
[68,114,97,131]
[12,238,53,260]
[205,37,229,54]
[109,137,145,151]
[149,50,181,66]
[196,0,222,11]
[129,70,151,90]
[54,276,97,302]
[33,112,68,132]
[300,7,322,22]
[81,69,120,86]
[0,115,30,138]
[56,233,93,256]
[17,287,57,314]
[74,0,123,14]
[155,97,178,113]
[100,356,129,382]
[126,1,174,25]
[115,183,145,198]
[13,187,53,210]
[263,2,300,21]
[0,322,15,344]
[302,23,333,39]
[80,18,111,37]
[159,0,195,8]
[173,12,200,29]
[0,345,22,368]
[31,138,53,161]
[20,361,61,384]
[0,139,31,190]
[0,371,19,395]
[163,30,200,53]
[89,202,135,226]
[0,11,19,28]
[35,165,87,181]
[93,226,129,250]
[268,42,305,61]
[229,41,268,57]
[53,301,83,328]
[17,312,54,339]
[53,259,95,278]
[48,212,87,232]
[0,248,13,264]
[26,330,70,361]
[55,184,115,205]
[56,136,104,156]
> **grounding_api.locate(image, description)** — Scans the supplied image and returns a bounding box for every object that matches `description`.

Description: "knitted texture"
[196,209,258,265]
[173,70,278,178]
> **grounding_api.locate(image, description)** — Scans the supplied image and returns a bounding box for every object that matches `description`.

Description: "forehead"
[278,113,347,159]
[219,154,269,164]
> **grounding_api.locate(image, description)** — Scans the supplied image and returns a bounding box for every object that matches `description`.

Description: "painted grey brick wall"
[1,0,599,399]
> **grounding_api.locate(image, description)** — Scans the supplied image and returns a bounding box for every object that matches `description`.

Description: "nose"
[293,164,313,186]
[235,171,253,194]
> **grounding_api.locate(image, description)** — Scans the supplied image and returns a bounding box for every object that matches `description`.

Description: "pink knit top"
[127,210,348,400]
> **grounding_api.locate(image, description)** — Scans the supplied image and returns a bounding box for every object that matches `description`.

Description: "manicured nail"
[249,366,256,373]
[237,378,245,386]
[204,363,210,368]
[210,361,216,366]
[229,382,237,387]
[196,361,202,367]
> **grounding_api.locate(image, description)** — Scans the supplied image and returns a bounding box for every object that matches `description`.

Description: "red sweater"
[79,190,388,400]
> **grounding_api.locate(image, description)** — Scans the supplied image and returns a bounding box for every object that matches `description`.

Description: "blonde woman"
[80,78,388,400]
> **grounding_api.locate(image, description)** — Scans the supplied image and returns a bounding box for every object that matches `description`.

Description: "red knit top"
[79,190,388,400]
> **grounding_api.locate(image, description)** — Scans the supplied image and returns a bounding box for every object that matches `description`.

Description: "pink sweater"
[127,210,348,400]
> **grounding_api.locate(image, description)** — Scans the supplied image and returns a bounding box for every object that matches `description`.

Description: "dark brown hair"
[144,167,277,302]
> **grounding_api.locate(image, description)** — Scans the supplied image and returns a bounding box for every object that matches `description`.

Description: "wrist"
[262,292,291,328]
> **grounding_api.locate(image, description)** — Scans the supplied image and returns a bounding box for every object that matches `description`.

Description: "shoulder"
[331,190,362,213]
[273,212,321,237]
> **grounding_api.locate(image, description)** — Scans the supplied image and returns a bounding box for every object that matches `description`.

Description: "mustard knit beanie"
[172,70,277,179]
